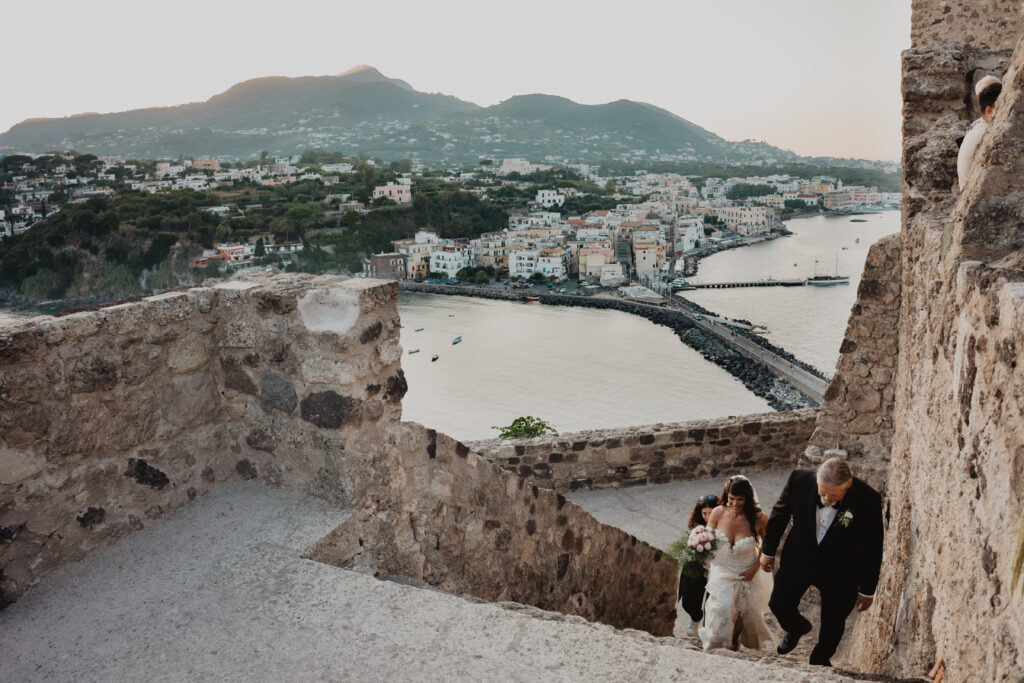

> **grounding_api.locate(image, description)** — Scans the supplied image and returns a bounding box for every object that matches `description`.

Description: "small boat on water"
[414,327,424,332]
[807,253,849,286]
[850,218,867,223]
[451,336,462,345]
[526,296,540,302]
[431,354,439,362]
[448,314,455,317]
[807,274,850,286]
[408,349,420,354]
[842,246,849,250]
[855,238,861,243]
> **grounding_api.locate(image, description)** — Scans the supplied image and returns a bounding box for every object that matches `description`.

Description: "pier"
[689,279,806,289]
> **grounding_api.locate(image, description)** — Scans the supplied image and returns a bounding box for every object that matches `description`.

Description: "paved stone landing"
[567,469,794,550]
[1,482,850,682]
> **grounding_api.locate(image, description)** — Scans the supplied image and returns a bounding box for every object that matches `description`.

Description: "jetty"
[689,278,806,289]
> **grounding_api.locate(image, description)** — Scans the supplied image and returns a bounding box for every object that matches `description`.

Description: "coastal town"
[0,151,899,296]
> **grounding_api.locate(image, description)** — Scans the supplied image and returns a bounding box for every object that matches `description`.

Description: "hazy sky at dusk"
[4,0,911,160]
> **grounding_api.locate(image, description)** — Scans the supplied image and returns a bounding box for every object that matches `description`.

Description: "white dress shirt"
[816,505,838,544]
[957,118,989,190]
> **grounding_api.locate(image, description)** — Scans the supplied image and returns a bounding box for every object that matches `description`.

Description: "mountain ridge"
[0,65,796,164]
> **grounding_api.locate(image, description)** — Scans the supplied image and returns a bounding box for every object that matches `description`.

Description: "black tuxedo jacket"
[763,469,884,595]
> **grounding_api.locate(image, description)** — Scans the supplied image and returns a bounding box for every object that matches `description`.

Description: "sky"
[3,0,911,161]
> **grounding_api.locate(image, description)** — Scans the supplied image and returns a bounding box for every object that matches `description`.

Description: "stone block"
[161,371,218,428]
[166,333,207,374]
[0,448,46,485]
[260,373,297,414]
[300,391,361,429]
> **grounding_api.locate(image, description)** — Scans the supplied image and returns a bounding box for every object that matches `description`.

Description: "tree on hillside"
[254,237,266,257]
[726,183,775,200]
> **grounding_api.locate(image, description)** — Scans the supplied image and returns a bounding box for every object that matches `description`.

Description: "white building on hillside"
[675,215,705,253]
[536,249,567,280]
[429,246,471,279]
[508,249,539,279]
[535,189,565,208]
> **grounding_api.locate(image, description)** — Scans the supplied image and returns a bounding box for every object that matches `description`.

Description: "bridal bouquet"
[666,525,720,578]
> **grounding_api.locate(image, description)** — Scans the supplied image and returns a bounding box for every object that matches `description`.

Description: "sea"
[684,211,899,374]
[0,210,899,442]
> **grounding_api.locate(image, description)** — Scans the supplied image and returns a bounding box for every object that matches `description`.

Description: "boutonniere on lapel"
[835,510,854,528]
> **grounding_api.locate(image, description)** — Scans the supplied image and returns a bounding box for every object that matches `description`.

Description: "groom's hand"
[760,556,775,573]
[855,595,874,612]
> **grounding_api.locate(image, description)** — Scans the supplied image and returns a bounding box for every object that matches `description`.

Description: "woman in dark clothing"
[679,494,718,635]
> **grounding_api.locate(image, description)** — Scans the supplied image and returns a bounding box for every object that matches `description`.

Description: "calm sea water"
[397,294,770,440]
[685,211,899,375]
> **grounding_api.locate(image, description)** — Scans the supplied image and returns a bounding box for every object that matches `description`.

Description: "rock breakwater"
[399,282,815,410]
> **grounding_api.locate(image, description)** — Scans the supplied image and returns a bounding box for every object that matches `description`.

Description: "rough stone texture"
[843,18,1024,681]
[803,236,901,491]
[911,0,1022,47]
[304,423,680,637]
[0,274,403,606]
[260,372,297,414]
[468,409,817,493]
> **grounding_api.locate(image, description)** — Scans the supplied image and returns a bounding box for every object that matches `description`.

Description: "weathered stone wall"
[468,409,817,493]
[304,423,679,636]
[844,16,1024,681]
[0,275,406,606]
[911,0,1022,46]
[804,235,901,491]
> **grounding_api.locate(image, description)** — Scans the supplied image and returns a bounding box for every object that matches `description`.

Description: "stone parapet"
[0,274,405,606]
[467,409,817,493]
[304,422,680,637]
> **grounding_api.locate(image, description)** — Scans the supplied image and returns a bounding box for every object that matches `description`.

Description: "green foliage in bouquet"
[664,528,718,579]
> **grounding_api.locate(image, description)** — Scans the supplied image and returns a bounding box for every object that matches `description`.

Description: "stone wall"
[0,275,406,606]
[804,235,901,491]
[911,0,1022,46]
[844,16,1024,681]
[468,409,817,493]
[304,423,679,636]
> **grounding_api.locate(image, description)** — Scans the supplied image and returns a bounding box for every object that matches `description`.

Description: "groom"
[759,457,883,667]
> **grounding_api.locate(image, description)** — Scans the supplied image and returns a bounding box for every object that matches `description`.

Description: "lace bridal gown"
[697,529,775,651]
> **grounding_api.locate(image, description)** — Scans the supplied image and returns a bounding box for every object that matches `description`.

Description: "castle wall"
[846,10,1024,679]
[304,424,679,636]
[805,235,901,491]
[0,275,406,606]
[468,409,816,493]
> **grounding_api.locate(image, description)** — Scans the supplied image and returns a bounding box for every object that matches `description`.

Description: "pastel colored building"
[373,183,413,205]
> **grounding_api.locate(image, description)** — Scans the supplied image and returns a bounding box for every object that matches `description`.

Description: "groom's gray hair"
[817,457,852,486]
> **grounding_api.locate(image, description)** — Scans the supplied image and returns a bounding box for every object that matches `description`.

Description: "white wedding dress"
[698,529,775,651]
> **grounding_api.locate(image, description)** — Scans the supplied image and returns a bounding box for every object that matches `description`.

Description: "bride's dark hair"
[719,476,763,536]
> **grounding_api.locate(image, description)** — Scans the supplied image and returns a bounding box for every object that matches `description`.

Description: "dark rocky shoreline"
[400,282,817,410]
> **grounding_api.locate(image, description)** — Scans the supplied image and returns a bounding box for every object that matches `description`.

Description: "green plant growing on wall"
[492,416,557,439]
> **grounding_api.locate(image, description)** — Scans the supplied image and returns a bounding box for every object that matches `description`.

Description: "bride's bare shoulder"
[707,506,727,521]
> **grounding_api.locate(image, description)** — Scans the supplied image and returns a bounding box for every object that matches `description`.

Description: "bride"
[698,475,775,651]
